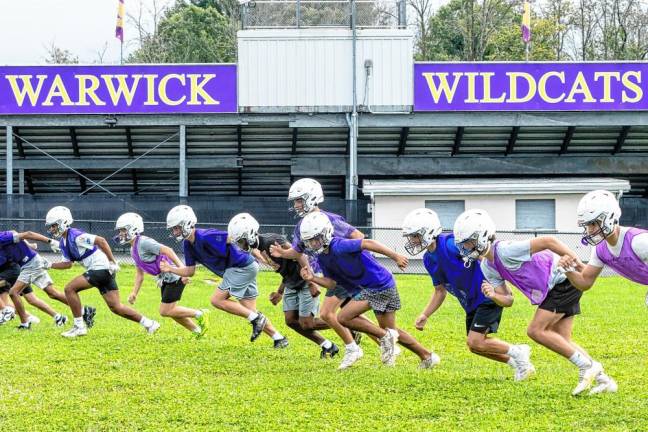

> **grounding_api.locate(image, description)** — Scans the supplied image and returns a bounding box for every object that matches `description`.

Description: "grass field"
[1,266,647,431]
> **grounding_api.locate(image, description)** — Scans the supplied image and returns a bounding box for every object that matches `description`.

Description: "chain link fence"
[0,218,617,276]
[241,0,406,29]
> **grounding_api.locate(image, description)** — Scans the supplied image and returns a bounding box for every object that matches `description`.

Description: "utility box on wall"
[237,28,413,112]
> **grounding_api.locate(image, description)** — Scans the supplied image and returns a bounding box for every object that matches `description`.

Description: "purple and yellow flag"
[115,0,125,42]
[521,1,531,43]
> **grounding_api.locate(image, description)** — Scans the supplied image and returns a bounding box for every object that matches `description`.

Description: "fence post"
[296,0,301,28]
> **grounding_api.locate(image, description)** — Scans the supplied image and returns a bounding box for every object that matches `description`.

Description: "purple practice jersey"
[183,229,253,277]
[0,231,36,267]
[315,238,395,294]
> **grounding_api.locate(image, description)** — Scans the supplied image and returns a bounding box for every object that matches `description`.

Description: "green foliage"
[1,268,647,430]
[128,3,236,64]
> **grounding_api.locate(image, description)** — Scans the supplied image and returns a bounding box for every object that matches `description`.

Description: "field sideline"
[1,267,646,431]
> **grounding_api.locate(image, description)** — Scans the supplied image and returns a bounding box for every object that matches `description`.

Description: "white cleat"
[419,353,441,370]
[589,374,618,395]
[146,320,161,334]
[27,314,41,325]
[62,325,88,338]
[338,347,364,370]
[380,329,399,366]
[515,363,536,381]
[572,361,603,396]
[513,344,535,381]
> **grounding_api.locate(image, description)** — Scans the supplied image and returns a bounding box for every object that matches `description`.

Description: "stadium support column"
[179,125,188,202]
[346,0,359,225]
[6,126,13,195]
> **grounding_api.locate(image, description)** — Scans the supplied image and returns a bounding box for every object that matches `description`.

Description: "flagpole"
[120,41,123,65]
[525,42,529,62]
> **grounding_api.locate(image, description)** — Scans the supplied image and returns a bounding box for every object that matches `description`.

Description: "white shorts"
[17,255,53,290]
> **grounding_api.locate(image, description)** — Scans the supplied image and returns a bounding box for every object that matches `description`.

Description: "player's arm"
[159,245,183,268]
[360,239,408,271]
[415,284,447,330]
[269,281,285,306]
[270,241,302,260]
[160,260,196,277]
[93,235,118,264]
[530,236,579,261]
[481,281,514,307]
[14,231,59,251]
[350,229,365,239]
[50,260,73,270]
[129,267,145,304]
[561,261,602,291]
[300,266,336,289]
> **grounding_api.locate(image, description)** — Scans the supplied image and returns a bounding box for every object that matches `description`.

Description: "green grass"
[1,267,647,431]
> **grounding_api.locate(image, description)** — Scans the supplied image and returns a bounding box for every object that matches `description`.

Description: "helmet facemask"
[579,213,615,246]
[456,232,491,268]
[403,229,431,256]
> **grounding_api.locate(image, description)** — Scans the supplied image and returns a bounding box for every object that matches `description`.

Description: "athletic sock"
[247,312,259,322]
[320,340,333,349]
[271,332,284,341]
[193,326,202,334]
[73,317,85,328]
[569,351,592,369]
[507,357,516,368]
[506,345,522,360]
[195,310,203,318]
[345,342,359,352]
[139,316,153,328]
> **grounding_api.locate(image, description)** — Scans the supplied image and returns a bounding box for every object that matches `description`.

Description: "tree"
[487,18,565,60]
[128,2,236,63]
[44,42,79,64]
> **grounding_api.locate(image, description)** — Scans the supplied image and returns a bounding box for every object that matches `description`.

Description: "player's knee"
[337,313,351,327]
[320,310,336,324]
[526,326,542,342]
[107,302,121,314]
[159,305,173,317]
[64,284,75,296]
[210,296,224,309]
[466,337,484,353]
[299,317,315,330]
[285,316,300,330]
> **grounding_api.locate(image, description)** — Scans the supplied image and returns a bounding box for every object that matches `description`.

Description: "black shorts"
[0,263,33,296]
[538,280,582,317]
[84,270,118,295]
[466,302,503,335]
[161,279,186,304]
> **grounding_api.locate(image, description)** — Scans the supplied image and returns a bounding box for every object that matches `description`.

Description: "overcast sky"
[0,0,449,65]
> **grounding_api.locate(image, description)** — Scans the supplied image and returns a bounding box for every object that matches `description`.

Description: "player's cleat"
[572,361,603,396]
[62,325,88,338]
[83,305,97,328]
[589,374,618,395]
[27,314,41,325]
[351,330,363,346]
[513,344,535,381]
[195,309,209,335]
[320,343,340,359]
[419,353,441,370]
[16,322,32,331]
[380,328,399,366]
[250,313,268,342]
[338,347,364,370]
[54,314,68,327]
[273,337,289,349]
[146,320,161,334]
[1,308,16,324]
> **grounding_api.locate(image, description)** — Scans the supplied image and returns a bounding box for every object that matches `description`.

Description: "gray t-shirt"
[480,240,566,291]
[137,236,179,283]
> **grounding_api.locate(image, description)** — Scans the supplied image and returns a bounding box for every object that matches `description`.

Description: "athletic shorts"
[0,263,33,295]
[465,302,503,335]
[538,280,582,317]
[325,284,352,300]
[160,279,186,304]
[283,282,319,317]
[84,269,119,295]
[17,256,53,290]
[354,287,401,314]
[219,261,259,300]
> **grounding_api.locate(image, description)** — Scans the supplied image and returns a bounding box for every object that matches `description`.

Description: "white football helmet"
[577,190,622,245]
[227,213,260,251]
[401,208,442,255]
[115,212,144,245]
[300,212,333,254]
[166,205,197,242]
[288,178,324,217]
[453,209,495,267]
[45,206,73,238]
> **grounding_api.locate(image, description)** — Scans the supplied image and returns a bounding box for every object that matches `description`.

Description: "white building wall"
[237,29,413,111]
